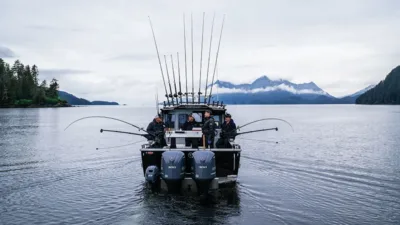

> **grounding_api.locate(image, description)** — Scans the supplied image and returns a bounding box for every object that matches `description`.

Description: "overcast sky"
[1,0,399,105]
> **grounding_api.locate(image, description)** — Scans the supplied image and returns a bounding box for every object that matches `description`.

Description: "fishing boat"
[141,103,241,195]
[64,13,292,196]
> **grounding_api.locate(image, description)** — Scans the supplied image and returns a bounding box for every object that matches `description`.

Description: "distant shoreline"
[0,104,72,108]
[0,104,124,108]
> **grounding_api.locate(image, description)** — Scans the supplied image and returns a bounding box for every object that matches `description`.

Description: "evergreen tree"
[356,66,400,104]
[31,65,39,86]
[0,57,66,107]
[0,59,5,104]
[47,78,59,98]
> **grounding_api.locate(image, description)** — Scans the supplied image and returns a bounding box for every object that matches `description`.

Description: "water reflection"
[120,186,241,225]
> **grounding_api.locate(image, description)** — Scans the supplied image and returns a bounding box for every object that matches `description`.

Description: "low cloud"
[216,83,328,96]
[0,46,16,58]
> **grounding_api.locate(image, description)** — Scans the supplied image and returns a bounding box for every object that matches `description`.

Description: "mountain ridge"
[58,91,119,105]
[209,75,372,104]
[356,66,400,104]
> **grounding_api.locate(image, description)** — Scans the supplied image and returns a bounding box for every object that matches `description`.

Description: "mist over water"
[1,105,399,225]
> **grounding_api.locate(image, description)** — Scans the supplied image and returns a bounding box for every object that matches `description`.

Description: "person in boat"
[181,113,198,148]
[146,114,167,148]
[202,110,216,148]
[216,113,237,148]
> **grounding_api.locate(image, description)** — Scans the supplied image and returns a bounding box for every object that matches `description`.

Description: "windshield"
[213,115,221,128]
[163,114,176,129]
[178,114,187,129]
[192,112,203,123]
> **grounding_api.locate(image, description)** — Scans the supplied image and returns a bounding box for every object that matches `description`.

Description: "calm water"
[1,105,399,225]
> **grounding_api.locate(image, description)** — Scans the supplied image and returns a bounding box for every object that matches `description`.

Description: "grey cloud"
[39,69,92,78]
[106,54,155,62]
[0,46,16,58]
[1,0,399,104]
[25,25,91,32]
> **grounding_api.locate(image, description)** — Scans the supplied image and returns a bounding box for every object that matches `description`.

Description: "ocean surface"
[0,105,399,225]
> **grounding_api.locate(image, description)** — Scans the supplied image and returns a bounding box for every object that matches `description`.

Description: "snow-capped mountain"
[346,84,375,98]
[208,76,373,104]
[212,76,331,96]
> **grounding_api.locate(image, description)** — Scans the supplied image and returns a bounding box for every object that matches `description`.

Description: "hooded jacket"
[220,119,237,138]
[181,120,197,130]
[202,116,216,137]
[146,119,166,139]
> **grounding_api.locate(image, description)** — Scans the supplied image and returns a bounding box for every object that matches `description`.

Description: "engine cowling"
[161,151,186,181]
[145,165,159,184]
[161,151,186,193]
[191,151,216,181]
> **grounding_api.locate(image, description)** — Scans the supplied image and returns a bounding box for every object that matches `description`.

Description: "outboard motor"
[161,151,186,193]
[191,151,216,195]
[145,165,160,192]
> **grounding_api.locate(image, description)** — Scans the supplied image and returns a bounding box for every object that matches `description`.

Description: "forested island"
[0,58,119,108]
[0,58,69,108]
[356,66,400,105]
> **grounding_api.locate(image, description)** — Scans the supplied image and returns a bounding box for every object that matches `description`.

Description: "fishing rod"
[64,116,153,136]
[183,14,189,104]
[96,140,147,150]
[204,13,215,104]
[198,12,205,103]
[236,137,279,144]
[208,14,225,105]
[236,118,294,132]
[191,13,195,104]
[100,129,147,137]
[164,55,175,105]
[148,16,170,105]
[177,52,183,104]
[170,55,179,103]
[236,127,278,136]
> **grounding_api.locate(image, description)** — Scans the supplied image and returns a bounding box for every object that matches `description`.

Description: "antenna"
[191,13,194,103]
[164,55,175,105]
[208,14,225,105]
[216,65,219,102]
[198,12,205,103]
[148,16,170,105]
[155,88,159,114]
[183,14,189,104]
[170,55,179,104]
[177,52,183,104]
[204,13,215,104]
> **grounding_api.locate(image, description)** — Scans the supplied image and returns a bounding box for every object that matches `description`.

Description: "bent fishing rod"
[220,118,293,137]
[96,139,147,150]
[235,127,278,136]
[235,118,294,132]
[100,129,147,137]
[64,116,154,137]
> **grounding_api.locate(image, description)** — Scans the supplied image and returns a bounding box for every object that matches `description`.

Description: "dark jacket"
[146,119,166,139]
[181,120,196,130]
[202,117,216,137]
[220,119,237,138]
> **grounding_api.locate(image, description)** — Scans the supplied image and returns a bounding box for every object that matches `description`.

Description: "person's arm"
[146,122,153,133]
[231,122,237,137]
[209,119,216,135]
